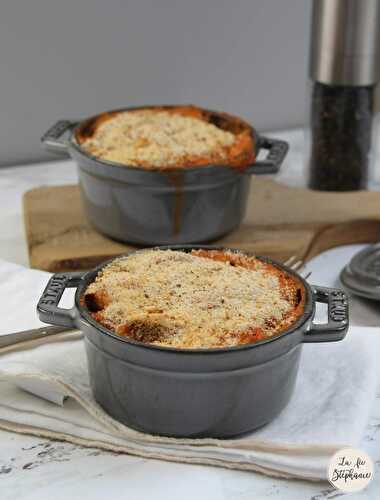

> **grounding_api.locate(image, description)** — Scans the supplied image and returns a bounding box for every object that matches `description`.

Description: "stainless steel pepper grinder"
[306,0,380,191]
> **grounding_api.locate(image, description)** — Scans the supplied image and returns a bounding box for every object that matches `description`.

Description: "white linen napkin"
[1,258,379,481]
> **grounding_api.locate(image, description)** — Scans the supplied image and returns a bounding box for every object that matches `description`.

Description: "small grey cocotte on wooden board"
[0,257,380,481]
[23,178,380,272]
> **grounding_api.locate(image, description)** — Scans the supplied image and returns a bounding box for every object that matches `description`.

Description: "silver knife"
[0,325,73,349]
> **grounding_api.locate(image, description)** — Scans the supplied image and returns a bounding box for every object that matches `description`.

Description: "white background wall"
[0,0,311,165]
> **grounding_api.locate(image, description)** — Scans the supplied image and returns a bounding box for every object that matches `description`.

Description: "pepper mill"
[306,0,380,191]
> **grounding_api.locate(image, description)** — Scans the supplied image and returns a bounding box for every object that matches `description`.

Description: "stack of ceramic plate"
[340,244,380,300]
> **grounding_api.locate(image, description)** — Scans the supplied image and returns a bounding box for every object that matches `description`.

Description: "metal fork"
[0,255,311,350]
[284,255,312,280]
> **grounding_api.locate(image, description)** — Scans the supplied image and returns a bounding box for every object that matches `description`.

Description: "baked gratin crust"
[83,249,305,349]
[75,106,255,170]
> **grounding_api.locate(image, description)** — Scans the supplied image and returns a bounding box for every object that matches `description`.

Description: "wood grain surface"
[23,179,380,272]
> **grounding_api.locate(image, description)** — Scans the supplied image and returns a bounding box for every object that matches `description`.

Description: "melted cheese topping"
[84,250,304,349]
[80,109,236,168]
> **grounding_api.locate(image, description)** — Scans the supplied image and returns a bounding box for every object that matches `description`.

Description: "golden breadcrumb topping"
[77,107,255,170]
[84,249,304,349]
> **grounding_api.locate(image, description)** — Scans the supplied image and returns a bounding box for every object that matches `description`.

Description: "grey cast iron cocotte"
[41,106,289,245]
[37,246,349,438]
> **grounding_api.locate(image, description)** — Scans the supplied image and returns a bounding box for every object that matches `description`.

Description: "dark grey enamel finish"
[41,110,288,245]
[37,246,349,438]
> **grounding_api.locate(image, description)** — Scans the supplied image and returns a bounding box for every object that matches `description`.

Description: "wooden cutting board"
[23,178,380,272]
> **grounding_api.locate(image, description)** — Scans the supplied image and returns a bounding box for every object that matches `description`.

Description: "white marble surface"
[1,130,379,499]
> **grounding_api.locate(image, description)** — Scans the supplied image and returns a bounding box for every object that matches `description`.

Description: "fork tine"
[290,260,304,271]
[284,255,311,279]
[283,255,297,267]
[283,255,311,278]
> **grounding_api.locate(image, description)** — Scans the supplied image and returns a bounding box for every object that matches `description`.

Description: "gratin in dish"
[75,106,255,170]
[83,249,305,349]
